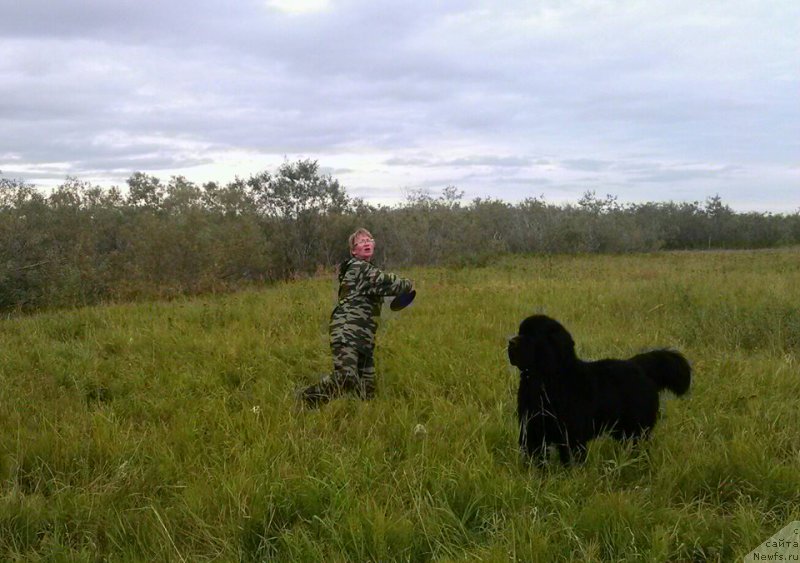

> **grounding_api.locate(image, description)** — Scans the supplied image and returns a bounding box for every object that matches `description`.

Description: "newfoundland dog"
[507,315,691,466]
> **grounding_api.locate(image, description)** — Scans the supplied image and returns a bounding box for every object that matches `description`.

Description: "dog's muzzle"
[507,336,522,367]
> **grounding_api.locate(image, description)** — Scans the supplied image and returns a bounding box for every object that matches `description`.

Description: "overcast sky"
[1,0,798,212]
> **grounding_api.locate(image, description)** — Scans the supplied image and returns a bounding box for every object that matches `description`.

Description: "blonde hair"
[348,228,373,250]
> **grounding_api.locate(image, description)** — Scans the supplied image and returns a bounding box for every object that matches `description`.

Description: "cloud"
[267,0,331,15]
[561,159,613,172]
[632,170,731,184]
[0,0,798,211]
[385,155,532,168]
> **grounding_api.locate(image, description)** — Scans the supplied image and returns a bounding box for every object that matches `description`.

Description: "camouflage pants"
[301,344,376,408]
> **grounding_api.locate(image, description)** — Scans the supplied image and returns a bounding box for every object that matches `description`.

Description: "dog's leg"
[518,419,528,451]
[557,435,587,466]
[519,422,537,456]
[521,442,548,468]
[571,442,588,464]
[520,420,550,467]
[556,446,585,465]
[557,444,573,466]
[529,438,548,468]
[533,446,548,468]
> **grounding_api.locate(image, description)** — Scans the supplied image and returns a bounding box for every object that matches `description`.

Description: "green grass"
[1,249,799,561]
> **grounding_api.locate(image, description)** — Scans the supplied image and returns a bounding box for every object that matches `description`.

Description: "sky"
[1,0,798,212]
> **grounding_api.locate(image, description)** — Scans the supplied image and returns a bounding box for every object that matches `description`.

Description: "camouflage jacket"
[329,257,413,351]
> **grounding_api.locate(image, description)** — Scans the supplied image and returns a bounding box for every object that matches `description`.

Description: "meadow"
[1,249,799,561]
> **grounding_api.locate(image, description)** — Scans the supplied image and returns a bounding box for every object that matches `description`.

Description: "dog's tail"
[630,349,691,396]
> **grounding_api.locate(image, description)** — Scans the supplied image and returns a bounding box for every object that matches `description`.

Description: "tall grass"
[1,249,798,561]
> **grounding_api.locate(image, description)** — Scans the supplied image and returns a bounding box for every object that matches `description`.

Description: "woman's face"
[351,234,375,260]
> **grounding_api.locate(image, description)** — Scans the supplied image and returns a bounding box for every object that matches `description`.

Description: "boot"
[299,375,344,409]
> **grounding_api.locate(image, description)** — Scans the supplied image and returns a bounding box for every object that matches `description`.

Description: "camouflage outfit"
[302,257,412,407]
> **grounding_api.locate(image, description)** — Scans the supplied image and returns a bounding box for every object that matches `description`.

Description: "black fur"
[508,315,691,466]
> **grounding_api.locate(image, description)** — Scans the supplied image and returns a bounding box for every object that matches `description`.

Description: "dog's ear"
[555,330,575,359]
[550,326,575,360]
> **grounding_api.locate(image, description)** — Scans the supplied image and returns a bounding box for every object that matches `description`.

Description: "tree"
[704,194,734,248]
[255,159,350,219]
[126,172,164,209]
[247,160,353,276]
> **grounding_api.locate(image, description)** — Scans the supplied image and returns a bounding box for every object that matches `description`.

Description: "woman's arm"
[358,263,412,296]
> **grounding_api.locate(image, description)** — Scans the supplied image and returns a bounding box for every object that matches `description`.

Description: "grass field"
[1,249,799,561]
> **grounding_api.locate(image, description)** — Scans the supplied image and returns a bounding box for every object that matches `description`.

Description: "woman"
[300,228,413,408]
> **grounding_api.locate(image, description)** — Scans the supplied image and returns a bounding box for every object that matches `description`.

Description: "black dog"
[507,315,691,466]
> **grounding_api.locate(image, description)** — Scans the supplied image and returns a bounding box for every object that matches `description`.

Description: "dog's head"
[507,314,576,371]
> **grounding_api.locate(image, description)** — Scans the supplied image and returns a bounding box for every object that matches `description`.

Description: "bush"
[1,171,798,313]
